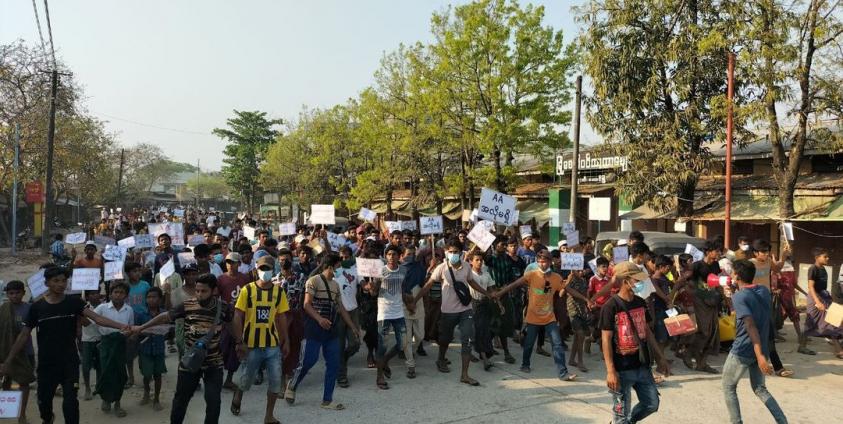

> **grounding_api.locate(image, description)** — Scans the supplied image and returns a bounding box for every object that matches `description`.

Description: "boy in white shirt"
[93,283,135,417]
[81,290,103,401]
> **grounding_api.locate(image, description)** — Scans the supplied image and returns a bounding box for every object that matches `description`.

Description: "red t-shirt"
[217,273,251,304]
[588,274,615,307]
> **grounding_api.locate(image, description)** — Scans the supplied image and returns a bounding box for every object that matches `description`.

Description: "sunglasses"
[544,279,551,294]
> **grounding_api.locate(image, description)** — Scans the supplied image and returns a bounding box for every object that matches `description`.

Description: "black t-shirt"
[808,265,828,292]
[692,260,721,284]
[599,295,651,371]
[24,296,87,367]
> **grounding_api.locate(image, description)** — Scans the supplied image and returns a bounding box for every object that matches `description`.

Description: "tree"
[183,172,231,201]
[214,110,282,213]
[577,0,733,216]
[736,0,843,217]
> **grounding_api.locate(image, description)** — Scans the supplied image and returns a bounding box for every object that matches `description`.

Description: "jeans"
[170,366,223,424]
[721,353,788,424]
[36,362,79,424]
[290,337,340,402]
[376,318,406,360]
[522,322,569,377]
[238,346,282,393]
[611,366,660,424]
[338,308,361,380]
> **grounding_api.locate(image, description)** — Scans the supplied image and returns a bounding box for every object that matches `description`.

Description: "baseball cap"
[278,242,290,250]
[182,263,199,273]
[613,262,648,281]
[256,256,275,270]
[225,252,241,263]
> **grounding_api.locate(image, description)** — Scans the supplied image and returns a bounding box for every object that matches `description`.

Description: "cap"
[85,241,97,249]
[256,256,275,269]
[225,252,241,263]
[613,262,648,281]
[182,263,199,273]
[278,242,290,250]
[253,250,271,260]
[557,240,567,248]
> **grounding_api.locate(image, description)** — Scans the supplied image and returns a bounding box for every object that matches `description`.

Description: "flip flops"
[284,387,296,405]
[460,377,480,386]
[320,402,345,411]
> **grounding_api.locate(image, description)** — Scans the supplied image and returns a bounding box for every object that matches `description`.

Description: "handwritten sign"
[159,258,176,279]
[279,222,297,236]
[243,226,256,241]
[103,245,127,262]
[565,230,580,247]
[117,236,136,249]
[94,235,116,247]
[519,225,533,239]
[104,261,124,281]
[326,232,348,251]
[310,204,336,225]
[588,258,598,275]
[419,216,444,235]
[685,243,704,262]
[613,246,629,262]
[477,188,517,226]
[27,269,47,299]
[71,268,101,291]
[384,221,402,234]
[356,258,385,278]
[562,223,576,235]
[477,220,495,232]
[65,232,87,244]
[134,234,154,249]
[359,207,377,222]
[402,220,417,231]
[0,391,23,418]
[148,223,185,245]
[188,235,205,246]
[560,253,585,270]
[467,224,496,252]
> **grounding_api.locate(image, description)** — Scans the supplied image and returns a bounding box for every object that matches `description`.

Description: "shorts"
[438,309,474,355]
[139,354,167,378]
[238,346,282,393]
[125,337,139,362]
[81,340,100,372]
[569,315,591,332]
[780,295,799,323]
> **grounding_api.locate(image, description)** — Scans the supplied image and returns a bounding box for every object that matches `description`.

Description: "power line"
[30,0,47,54]
[42,0,56,68]
[95,112,212,136]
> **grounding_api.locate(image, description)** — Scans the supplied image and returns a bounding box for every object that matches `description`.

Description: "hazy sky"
[1,0,589,171]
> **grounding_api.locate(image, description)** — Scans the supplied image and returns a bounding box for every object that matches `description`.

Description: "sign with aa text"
[419,216,444,235]
[467,224,496,252]
[356,258,385,278]
[71,268,100,291]
[560,253,585,271]
[310,204,336,225]
[477,188,517,226]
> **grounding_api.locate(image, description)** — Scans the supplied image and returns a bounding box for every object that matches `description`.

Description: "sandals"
[367,357,376,368]
[776,369,794,378]
[696,365,719,374]
[797,347,817,355]
[436,360,450,373]
[284,387,296,405]
[559,373,577,382]
[460,377,480,386]
[376,380,390,390]
[320,402,345,411]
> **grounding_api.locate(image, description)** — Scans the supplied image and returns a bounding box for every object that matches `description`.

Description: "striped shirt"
[485,253,515,287]
[234,282,290,348]
[170,297,232,370]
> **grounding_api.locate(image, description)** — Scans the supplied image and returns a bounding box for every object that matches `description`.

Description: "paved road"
[19,320,842,424]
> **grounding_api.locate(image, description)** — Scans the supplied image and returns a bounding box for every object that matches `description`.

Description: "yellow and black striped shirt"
[234,282,290,348]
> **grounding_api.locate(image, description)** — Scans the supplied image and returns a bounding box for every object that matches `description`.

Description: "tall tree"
[577,0,732,216]
[214,110,282,213]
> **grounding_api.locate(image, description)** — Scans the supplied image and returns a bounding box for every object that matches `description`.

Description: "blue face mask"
[447,252,461,264]
[333,268,342,280]
[213,254,224,264]
[259,270,273,282]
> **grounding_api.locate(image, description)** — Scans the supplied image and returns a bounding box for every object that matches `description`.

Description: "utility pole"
[195,159,200,209]
[116,148,125,207]
[725,53,735,248]
[41,69,58,254]
[11,124,20,256]
[569,75,582,224]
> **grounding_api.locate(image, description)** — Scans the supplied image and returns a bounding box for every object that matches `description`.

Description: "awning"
[693,194,840,221]
[619,196,719,220]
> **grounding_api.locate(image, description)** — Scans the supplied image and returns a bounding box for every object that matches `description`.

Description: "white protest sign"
[148,223,184,245]
[159,258,176,279]
[565,230,580,247]
[477,188,517,226]
[134,234,154,249]
[359,207,377,222]
[560,253,585,270]
[562,223,576,235]
[177,252,197,266]
[94,235,116,246]
[478,220,495,232]
[65,232,87,244]
[401,220,417,231]
[310,204,336,225]
[173,209,185,218]
[613,246,629,262]
[685,243,704,262]
[326,232,347,251]
[782,222,794,241]
[188,235,205,246]
[519,225,533,239]
[159,206,168,213]
[243,226,256,241]
[467,224,496,252]
[419,216,444,235]
[356,258,385,278]
[117,236,136,249]
[384,221,402,234]
[104,261,124,281]
[27,269,47,300]
[588,197,612,221]
[0,390,23,418]
[588,258,598,275]
[71,268,100,291]
[103,245,128,262]
[279,222,297,236]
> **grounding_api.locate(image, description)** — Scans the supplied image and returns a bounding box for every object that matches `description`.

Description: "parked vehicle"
[594,231,705,257]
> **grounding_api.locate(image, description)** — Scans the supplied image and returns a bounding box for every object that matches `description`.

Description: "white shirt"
[81,303,102,342]
[377,265,406,321]
[93,302,134,335]
[335,265,359,311]
[470,269,494,300]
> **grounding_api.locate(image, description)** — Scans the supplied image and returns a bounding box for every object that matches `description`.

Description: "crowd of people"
[1,206,842,424]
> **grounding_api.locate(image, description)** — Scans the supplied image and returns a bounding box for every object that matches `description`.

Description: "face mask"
[740,244,749,251]
[543,267,552,274]
[213,254,224,264]
[333,268,342,280]
[341,259,355,268]
[447,252,461,264]
[259,270,273,282]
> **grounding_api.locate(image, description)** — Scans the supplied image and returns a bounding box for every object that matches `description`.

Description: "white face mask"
[739,244,749,251]
[259,270,273,282]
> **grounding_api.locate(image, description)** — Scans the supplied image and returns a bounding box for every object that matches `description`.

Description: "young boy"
[0,281,34,424]
[124,261,150,387]
[776,257,813,355]
[804,248,843,358]
[469,250,495,371]
[649,256,673,354]
[135,287,167,411]
[81,290,104,400]
[94,283,135,417]
[587,257,612,354]
[565,266,595,372]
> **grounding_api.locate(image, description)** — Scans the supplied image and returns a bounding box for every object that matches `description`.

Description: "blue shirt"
[731,285,771,359]
[127,280,151,315]
[135,310,166,357]
[517,247,536,265]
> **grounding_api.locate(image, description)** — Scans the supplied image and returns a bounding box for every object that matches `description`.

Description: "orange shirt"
[524,269,564,325]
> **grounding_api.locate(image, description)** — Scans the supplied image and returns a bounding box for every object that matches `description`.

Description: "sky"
[1,0,591,171]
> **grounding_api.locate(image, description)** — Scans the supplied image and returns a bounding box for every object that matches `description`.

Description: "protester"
[80,289,103,401]
[565,265,594,373]
[484,236,517,364]
[804,247,843,358]
[124,261,150,387]
[370,245,407,390]
[469,250,496,370]
[722,260,788,424]
[0,281,34,424]
[687,240,723,373]
[335,245,361,387]
[217,252,251,389]
[135,287,167,411]
[400,244,427,378]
